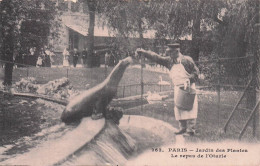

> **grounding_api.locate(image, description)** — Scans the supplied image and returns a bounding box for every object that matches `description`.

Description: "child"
[36,56,43,67]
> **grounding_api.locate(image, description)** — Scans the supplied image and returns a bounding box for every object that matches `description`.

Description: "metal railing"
[0,54,259,139]
[116,83,172,98]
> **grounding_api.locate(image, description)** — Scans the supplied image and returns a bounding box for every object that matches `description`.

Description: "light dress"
[63,49,70,67]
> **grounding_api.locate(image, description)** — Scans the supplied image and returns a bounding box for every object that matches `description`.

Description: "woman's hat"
[167,43,180,49]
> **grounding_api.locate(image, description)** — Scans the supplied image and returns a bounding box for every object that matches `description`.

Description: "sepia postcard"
[0,0,259,165]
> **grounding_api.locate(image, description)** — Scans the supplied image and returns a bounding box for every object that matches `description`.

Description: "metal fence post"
[141,57,144,112]
[217,58,221,125]
[26,66,29,78]
[251,61,257,137]
[105,64,107,78]
[123,85,125,98]
[253,2,260,138]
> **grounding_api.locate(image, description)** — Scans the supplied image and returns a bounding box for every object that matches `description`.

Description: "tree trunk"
[86,0,96,67]
[191,0,205,62]
[3,31,14,86]
[138,19,145,66]
[138,19,144,47]
[3,62,14,86]
[1,1,15,86]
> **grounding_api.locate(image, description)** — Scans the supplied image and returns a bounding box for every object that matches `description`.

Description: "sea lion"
[61,57,133,124]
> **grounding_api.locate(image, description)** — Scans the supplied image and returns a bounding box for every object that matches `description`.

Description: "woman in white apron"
[135,43,199,136]
[63,47,70,67]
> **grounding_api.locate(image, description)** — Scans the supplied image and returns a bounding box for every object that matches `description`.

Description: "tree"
[213,0,259,57]
[98,0,155,51]
[0,0,21,86]
[0,0,58,86]
[98,0,228,61]
[146,0,226,61]
[78,0,98,67]
[80,0,257,65]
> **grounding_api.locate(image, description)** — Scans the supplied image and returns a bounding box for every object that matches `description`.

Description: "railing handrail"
[0,59,36,68]
[194,55,254,64]
[0,54,254,67]
[118,82,171,87]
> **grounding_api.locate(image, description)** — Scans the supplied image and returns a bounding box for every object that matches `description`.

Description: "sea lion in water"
[61,57,133,124]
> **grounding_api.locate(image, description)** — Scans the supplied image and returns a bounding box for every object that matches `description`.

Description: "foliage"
[209,0,259,81]
[94,0,259,83]
[1,0,258,84]
[96,0,227,60]
[0,0,59,85]
[0,0,59,56]
[212,0,259,58]
[97,0,155,51]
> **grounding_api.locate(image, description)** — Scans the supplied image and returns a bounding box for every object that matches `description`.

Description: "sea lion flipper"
[91,97,105,120]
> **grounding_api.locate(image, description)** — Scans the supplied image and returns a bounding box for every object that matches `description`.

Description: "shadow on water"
[0,93,177,165]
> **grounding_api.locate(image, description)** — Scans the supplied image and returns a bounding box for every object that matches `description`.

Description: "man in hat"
[72,48,80,67]
[135,43,200,136]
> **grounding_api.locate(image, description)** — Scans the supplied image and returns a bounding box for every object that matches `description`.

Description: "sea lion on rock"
[61,57,133,124]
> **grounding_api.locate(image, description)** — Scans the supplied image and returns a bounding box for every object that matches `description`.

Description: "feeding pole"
[141,56,144,112]
[138,18,144,112]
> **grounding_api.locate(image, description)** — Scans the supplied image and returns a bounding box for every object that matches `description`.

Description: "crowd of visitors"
[13,46,124,68]
[15,46,55,68]
[62,47,81,67]
[62,47,122,67]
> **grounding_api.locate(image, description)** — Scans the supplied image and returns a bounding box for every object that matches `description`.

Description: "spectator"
[81,48,88,66]
[44,47,52,67]
[108,51,115,66]
[72,48,80,67]
[29,47,37,66]
[36,56,43,67]
[49,48,56,67]
[63,47,70,67]
[105,51,110,66]
[39,48,46,67]
[93,50,100,67]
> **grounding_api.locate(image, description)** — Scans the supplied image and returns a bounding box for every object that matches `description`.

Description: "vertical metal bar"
[253,105,257,137]
[123,85,125,98]
[217,58,221,126]
[239,100,260,140]
[105,63,107,78]
[48,68,50,81]
[252,61,257,137]
[72,30,74,49]
[252,2,259,136]
[141,57,144,112]
[26,67,29,78]
[223,78,253,132]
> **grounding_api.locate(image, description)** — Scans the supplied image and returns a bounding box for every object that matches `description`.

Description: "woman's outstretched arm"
[135,48,172,69]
